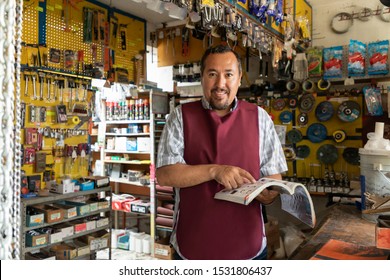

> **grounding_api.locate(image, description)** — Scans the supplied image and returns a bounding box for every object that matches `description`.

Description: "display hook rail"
[335,6,390,21]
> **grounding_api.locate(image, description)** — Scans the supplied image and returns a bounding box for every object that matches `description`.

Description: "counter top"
[289,204,390,259]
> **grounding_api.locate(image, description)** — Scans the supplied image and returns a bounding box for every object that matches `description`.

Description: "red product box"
[122,198,140,212]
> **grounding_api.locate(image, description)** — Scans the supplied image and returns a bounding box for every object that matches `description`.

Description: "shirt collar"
[201,96,238,112]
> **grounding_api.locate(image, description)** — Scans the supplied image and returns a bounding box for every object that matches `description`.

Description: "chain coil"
[0,0,23,260]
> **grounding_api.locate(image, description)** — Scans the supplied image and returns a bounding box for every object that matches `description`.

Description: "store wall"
[311,0,390,47]
[141,1,389,240]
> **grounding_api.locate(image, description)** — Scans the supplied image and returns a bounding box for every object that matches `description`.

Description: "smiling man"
[156,45,287,260]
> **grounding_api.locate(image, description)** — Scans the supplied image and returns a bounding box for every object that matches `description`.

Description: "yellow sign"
[237,0,249,11]
[201,0,215,7]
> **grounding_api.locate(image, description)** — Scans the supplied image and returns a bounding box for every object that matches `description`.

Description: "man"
[156,45,287,260]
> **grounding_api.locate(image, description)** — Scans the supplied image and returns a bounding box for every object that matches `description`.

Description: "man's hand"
[256,188,280,205]
[211,165,256,189]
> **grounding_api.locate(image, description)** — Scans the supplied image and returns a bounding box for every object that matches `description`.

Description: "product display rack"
[98,90,169,256]
[20,186,112,260]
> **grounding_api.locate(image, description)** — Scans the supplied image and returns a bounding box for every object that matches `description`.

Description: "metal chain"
[13,0,24,260]
[0,0,23,260]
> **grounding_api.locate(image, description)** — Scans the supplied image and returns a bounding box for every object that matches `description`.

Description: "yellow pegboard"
[272,94,363,180]
[111,12,145,83]
[20,0,147,189]
[45,0,105,70]
[22,0,39,44]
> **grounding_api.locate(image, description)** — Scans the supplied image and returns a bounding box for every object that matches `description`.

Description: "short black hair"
[200,45,242,76]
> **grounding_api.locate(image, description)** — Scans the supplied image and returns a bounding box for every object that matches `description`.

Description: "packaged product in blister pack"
[348,39,366,77]
[323,46,343,79]
[368,40,389,76]
[363,86,383,116]
[307,47,323,77]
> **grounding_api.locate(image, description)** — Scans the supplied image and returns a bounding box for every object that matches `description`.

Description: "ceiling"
[95,0,182,26]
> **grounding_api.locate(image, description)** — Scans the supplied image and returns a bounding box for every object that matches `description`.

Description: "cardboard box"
[26,213,44,227]
[25,251,56,260]
[69,239,91,257]
[60,201,90,216]
[50,231,63,244]
[154,238,174,260]
[79,230,109,251]
[85,220,96,231]
[115,137,127,151]
[112,199,124,211]
[87,201,99,212]
[52,203,77,219]
[117,232,130,250]
[69,220,87,234]
[84,176,110,188]
[32,204,64,224]
[130,200,150,214]
[53,224,74,238]
[96,217,109,228]
[80,180,94,191]
[376,216,390,249]
[126,138,137,151]
[51,183,75,194]
[98,200,110,210]
[25,232,49,247]
[50,244,77,260]
[137,137,150,152]
[121,198,140,212]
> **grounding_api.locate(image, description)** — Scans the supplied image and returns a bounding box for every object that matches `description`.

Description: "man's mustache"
[211,87,229,94]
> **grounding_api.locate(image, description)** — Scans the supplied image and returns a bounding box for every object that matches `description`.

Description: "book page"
[214,178,316,228]
[280,185,316,228]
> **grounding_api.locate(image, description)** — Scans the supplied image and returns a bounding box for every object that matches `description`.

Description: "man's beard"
[210,88,230,110]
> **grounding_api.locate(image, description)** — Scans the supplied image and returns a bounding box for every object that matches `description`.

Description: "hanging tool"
[83,7,93,43]
[24,73,29,97]
[31,74,37,100]
[59,79,64,104]
[81,82,87,102]
[68,79,74,112]
[75,80,80,102]
[70,146,77,174]
[66,145,73,175]
[62,144,68,176]
[109,15,118,49]
[38,72,45,101]
[120,24,127,50]
[182,27,190,57]
[171,29,177,57]
[78,143,87,173]
[46,76,51,101]
[53,77,58,101]
[150,32,156,63]
[93,10,99,42]
[166,29,171,56]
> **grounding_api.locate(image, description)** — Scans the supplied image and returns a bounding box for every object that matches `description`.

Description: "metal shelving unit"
[97,90,169,257]
[20,186,112,260]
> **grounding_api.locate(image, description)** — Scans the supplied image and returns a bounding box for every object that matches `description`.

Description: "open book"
[214,178,316,228]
